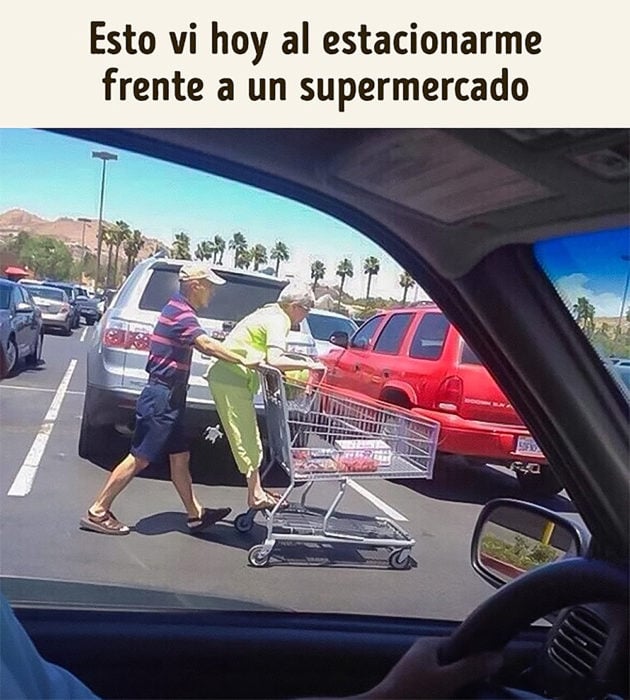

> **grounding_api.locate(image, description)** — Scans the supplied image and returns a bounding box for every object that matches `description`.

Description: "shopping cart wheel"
[388,548,412,570]
[248,544,271,567]
[234,512,255,533]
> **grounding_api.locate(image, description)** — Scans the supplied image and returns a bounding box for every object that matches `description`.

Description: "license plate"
[515,435,545,458]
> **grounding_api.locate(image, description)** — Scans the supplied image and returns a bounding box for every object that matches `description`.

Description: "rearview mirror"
[329,331,349,348]
[471,498,587,588]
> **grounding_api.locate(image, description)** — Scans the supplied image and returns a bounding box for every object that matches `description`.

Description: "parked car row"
[19,279,102,330]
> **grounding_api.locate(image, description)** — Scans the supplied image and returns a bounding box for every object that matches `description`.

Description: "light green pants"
[207,361,262,479]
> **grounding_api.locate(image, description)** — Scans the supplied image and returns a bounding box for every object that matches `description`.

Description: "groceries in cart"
[292,439,393,474]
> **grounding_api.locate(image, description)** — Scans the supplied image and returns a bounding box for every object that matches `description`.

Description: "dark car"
[6,128,628,700]
[0,278,43,378]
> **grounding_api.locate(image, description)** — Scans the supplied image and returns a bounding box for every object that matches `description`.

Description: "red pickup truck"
[321,304,562,496]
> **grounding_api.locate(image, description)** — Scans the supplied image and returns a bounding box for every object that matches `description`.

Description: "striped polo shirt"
[145,292,206,386]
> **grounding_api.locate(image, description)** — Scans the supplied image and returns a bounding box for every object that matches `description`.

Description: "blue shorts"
[131,382,189,463]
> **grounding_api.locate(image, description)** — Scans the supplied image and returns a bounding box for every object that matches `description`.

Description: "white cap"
[278,280,315,308]
[178,262,226,285]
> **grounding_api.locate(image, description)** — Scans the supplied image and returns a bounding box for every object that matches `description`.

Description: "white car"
[305,308,358,357]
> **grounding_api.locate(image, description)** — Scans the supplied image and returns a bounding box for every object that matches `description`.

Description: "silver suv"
[79,256,316,459]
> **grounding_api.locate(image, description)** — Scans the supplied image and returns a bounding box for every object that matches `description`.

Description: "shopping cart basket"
[234,365,439,569]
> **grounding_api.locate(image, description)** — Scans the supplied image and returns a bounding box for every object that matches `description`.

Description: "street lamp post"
[92,150,118,289]
[77,217,91,281]
[618,254,630,330]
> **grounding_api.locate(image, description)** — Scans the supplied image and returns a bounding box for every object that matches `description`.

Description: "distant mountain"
[0,208,163,258]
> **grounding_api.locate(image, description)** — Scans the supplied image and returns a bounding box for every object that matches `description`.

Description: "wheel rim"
[6,340,17,372]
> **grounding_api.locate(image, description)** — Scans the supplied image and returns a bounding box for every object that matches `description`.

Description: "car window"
[307,313,357,341]
[535,226,630,393]
[137,267,286,321]
[350,315,383,349]
[373,312,413,354]
[11,287,22,307]
[409,312,449,359]
[29,286,66,302]
[461,341,483,365]
[0,286,11,309]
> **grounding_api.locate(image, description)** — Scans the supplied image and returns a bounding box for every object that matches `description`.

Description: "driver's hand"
[361,638,502,699]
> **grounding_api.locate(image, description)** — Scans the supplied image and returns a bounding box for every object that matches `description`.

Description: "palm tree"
[236,248,252,269]
[251,244,268,271]
[172,231,191,260]
[124,229,144,276]
[573,296,596,337]
[399,271,415,304]
[336,258,354,310]
[311,260,326,292]
[228,232,248,267]
[363,256,381,303]
[213,234,226,264]
[102,226,116,288]
[270,241,290,275]
[111,220,132,285]
[194,243,206,261]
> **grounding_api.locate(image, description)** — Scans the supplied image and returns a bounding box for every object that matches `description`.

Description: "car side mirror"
[329,331,349,348]
[471,498,587,589]
[15,302,33,313]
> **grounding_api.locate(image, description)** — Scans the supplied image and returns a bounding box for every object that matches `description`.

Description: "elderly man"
[81,263,249,536]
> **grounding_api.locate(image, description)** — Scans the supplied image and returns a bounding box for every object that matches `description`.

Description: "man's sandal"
[187,507,232,533]
[79,510,130,535]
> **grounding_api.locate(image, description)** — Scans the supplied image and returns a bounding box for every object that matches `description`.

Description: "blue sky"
[0,129,419,300]
[536,227,630,317]
[1,129,628,313]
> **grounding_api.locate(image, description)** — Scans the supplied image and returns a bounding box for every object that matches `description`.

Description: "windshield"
[0,129,584,623]
[307,313,357,340]
[29,286,65,302]
[535,227,630,393]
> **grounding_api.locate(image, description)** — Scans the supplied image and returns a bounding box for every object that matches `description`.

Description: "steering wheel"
[438,558,628,698]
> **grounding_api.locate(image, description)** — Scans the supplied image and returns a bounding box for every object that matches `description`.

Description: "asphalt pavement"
[0,326,578,620]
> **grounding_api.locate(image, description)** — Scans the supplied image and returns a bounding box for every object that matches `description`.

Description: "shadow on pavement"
[396,455,577,513]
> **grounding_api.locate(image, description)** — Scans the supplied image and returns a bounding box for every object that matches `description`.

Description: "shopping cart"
[234,365,440,569]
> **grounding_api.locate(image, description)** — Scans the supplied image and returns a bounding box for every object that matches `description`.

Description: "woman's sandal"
[249,493,290,511]
[79,510,130,535]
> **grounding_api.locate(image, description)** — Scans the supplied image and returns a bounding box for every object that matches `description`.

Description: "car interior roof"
[59,128,629,278]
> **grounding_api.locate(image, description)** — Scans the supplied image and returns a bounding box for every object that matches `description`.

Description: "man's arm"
[193,334,251,365]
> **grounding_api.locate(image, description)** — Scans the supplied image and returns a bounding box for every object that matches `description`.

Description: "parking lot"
[0,326,579,619]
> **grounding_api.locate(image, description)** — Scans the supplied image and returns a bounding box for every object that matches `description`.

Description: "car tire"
[2,337,18,377]
[64,322,72,336]
[78,389,110,460]
[516,466,563,497]
[26,332,43,365]
[86,318,96,326]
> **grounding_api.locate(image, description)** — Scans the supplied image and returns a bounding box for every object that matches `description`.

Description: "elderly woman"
[206,282,323,510]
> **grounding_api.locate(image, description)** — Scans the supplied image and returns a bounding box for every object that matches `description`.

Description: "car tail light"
[102,318,152,352]
[436,376,463,413]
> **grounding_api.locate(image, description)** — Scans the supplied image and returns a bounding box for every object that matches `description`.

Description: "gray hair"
[278,280,315,308]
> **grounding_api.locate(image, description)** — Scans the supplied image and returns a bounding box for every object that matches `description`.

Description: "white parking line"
[7,359,77,497]
[347,478,408,522]
[0,385,84,396]
[80,327,88,342]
